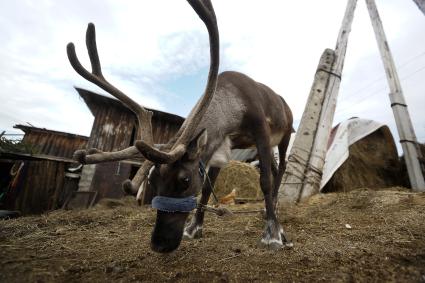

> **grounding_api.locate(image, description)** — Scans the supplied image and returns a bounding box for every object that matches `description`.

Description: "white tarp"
[320,118,385,190]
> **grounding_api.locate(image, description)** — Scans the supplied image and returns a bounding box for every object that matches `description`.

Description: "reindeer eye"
[177,170,192,189]
[178,175,191,189]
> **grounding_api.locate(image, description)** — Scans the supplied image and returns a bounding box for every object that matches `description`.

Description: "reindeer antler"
[67,0,220,203]
[67,23,158,195]
[135,0,220,162]
[67,23,154,145]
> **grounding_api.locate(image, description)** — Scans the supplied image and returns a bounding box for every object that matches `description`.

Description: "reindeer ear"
[187,129,208,160]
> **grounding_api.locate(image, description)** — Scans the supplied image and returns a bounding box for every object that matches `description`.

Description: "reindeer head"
[145,129,208,252]
[67,0,219,253]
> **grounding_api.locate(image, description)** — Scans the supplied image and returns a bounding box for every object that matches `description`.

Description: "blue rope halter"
[151,161,217,212]
[151,195,197,212]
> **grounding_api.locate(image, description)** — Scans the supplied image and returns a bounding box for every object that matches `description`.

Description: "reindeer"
[67,0,293,253]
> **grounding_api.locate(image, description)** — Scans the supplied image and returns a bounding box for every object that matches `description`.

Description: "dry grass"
[214,160,262,200]
[1,188,424,282]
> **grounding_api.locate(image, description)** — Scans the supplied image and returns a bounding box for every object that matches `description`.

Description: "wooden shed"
[75,88,184,201]
[0,89,185,213]
[0,125,88,214]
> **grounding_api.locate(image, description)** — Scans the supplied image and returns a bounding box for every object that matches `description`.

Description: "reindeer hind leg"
[183,167,221,239]
[272,133,293,247]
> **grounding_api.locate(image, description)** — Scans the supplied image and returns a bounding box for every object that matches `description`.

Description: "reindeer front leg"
[184,167,221,239]
[256,128,292,250]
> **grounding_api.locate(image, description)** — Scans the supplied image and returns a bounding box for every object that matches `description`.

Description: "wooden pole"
[366,0,425,191]
[299,0,358,201]
[412,0,425,15]
[279,49,336,202]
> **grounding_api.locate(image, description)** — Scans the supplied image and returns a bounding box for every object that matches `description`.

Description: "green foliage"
[0,137,39,154]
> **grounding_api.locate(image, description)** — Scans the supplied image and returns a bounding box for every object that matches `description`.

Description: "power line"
[400,65,425,81]
[336,86,387,114]
[335,107,390,121]
[397,50,425,69]
[336,63,425,115]
[339,50,425,101]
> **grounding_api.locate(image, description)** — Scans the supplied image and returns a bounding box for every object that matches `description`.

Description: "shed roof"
[13,124,88,159]
[75,87,185,125]
[14,124,88,140]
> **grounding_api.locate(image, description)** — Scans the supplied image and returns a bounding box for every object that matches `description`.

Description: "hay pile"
[213,161,262,202]
[1,187,424,282]
[322,127,404,193]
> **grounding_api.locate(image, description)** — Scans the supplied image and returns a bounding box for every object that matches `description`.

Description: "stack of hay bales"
[213,161,262,203]
[322,126,404,193]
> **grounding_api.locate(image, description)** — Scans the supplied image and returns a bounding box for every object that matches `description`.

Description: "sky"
[1,0,424,155]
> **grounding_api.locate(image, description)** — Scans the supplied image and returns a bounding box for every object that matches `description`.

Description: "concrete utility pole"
[412,0,425,15]
[279,49,336,202]
[279,0,358,203]
[299,0,358,200]
[366,0,425,191]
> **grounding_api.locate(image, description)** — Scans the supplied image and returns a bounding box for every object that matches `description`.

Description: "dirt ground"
[1,187,424,283]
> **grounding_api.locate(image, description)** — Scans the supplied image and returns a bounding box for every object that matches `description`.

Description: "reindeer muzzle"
[151,196,197,212]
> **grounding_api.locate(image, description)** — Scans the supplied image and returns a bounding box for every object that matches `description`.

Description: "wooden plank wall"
[11,160,69,214]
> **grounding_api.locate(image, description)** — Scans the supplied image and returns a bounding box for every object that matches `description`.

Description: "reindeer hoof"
[279,226,293,248]
[183,224,203,240]
[122,180,135,196]
[258,220,293,251]
[73,150,87,164]
[258,239,284,250]
[257,237,293,250]
[284,241,294,249]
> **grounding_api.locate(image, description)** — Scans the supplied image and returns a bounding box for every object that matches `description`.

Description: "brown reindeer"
[67,0,293,253]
